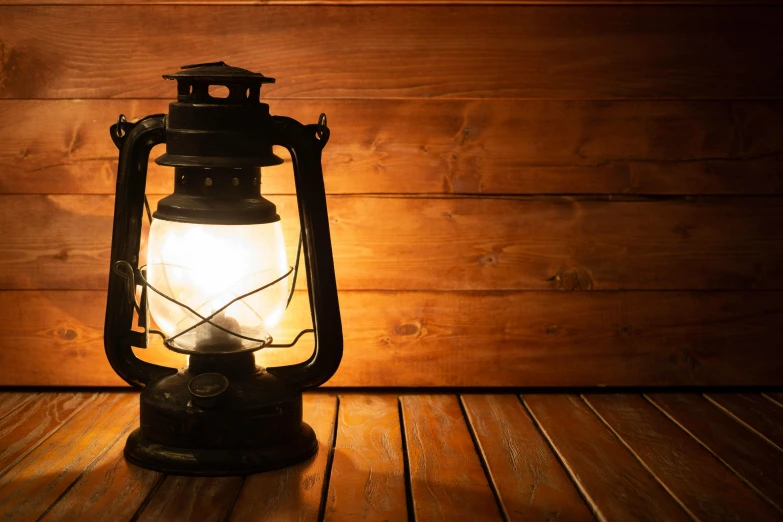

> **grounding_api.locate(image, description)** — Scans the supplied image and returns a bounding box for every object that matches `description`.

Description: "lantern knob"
[188,373,230,408]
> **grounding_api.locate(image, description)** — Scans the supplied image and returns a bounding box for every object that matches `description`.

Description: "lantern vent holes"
[165,63,272,105]
[175,81,262,105]
[208,85,230,99]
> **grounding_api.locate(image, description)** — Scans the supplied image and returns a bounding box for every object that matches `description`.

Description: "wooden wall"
[0,1,782,387]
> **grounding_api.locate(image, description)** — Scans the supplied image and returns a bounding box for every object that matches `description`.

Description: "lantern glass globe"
[146,220,288,352]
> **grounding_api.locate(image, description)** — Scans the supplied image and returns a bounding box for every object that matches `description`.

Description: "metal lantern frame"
[103,62,343,476]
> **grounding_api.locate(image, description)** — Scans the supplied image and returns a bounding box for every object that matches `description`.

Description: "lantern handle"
[105,114,179,387]
[265,114,343,391]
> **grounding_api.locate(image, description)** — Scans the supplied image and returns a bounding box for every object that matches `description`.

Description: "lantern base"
[124,423,317,476]
[124,352,318,476]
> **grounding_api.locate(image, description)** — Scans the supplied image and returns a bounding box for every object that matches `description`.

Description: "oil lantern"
[103,62,343,475]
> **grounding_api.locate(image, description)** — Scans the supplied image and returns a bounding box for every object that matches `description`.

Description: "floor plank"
[523,394,690,522]
[647,393,783,512]
[228,394,338,522]
[461,395,594,521]
[706,393,783,452]
[42,421,162,522]
[400,395,501,521]
[138,476,243,522]
[585,394,782,520]
[0,393,138,521]
[0,392,36,421]
[324,395,407,522]
[0,392,93,476]
[766,393,783,407]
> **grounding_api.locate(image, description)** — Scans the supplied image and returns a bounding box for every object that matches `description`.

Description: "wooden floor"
[1,392,783,521]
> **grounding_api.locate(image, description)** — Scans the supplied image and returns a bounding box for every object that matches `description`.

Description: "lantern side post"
[266,115,344,391]
[105,114,178,387]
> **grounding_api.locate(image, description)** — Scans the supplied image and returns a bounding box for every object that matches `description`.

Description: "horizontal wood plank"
[42,420,162,522]
[400,395,502,520]
[584,393,782,520]
[2,100,781,196]
[461,394,594,520]
[1,7,782,99]
[705,393,783,452]
[0,393,138,521]
[647,393,783,511]
[2,290,783,387]
[523,394,690,521]
[3,0,781,5]
[3,195,783,291]
[229,394,338,522]
[324,395,407,522]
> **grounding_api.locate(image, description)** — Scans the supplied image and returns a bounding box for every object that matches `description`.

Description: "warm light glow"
[146,220,288,352]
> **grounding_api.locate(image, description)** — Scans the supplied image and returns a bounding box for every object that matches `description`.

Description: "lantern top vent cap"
[163,62,275,84]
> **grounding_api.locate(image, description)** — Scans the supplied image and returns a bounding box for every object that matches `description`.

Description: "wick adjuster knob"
[188,373,230,408]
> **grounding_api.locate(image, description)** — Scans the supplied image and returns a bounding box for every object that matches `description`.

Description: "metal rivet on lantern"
[205,178,213,186]
[232,178,239,186]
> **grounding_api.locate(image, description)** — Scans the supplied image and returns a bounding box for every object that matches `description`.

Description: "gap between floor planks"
[1,391,782,521]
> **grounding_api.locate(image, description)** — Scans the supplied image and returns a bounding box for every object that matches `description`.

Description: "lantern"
[104,62,342,475]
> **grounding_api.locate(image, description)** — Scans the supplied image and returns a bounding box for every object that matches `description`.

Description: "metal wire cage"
[112,219,313,355]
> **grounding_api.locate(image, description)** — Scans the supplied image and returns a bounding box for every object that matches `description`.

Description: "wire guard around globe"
[113,260,294,354]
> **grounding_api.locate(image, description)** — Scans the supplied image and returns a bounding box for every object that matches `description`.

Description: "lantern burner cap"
[163,62,276,105]
[156,61,284,169]
[163,62,275,84]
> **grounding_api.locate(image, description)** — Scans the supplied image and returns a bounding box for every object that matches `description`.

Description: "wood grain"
[461,394,594,521]
[766,393,783,408]
[647,393,783,511]
[522,394,690,521]
[138,476,243,522]
[4,195,783,292]
[0,393,138,521]
[229,394,338,522]
[0,392,36,420]
[324,395,406,522]
[0,392,92,476]
[2,100,781,196]
[585,393,782,520]
[42,419,162,522]
[3,0,780,5]
[400,395,501,520]
[1,7,782,99]
[3,290,783,387]
[705,393,783,452]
